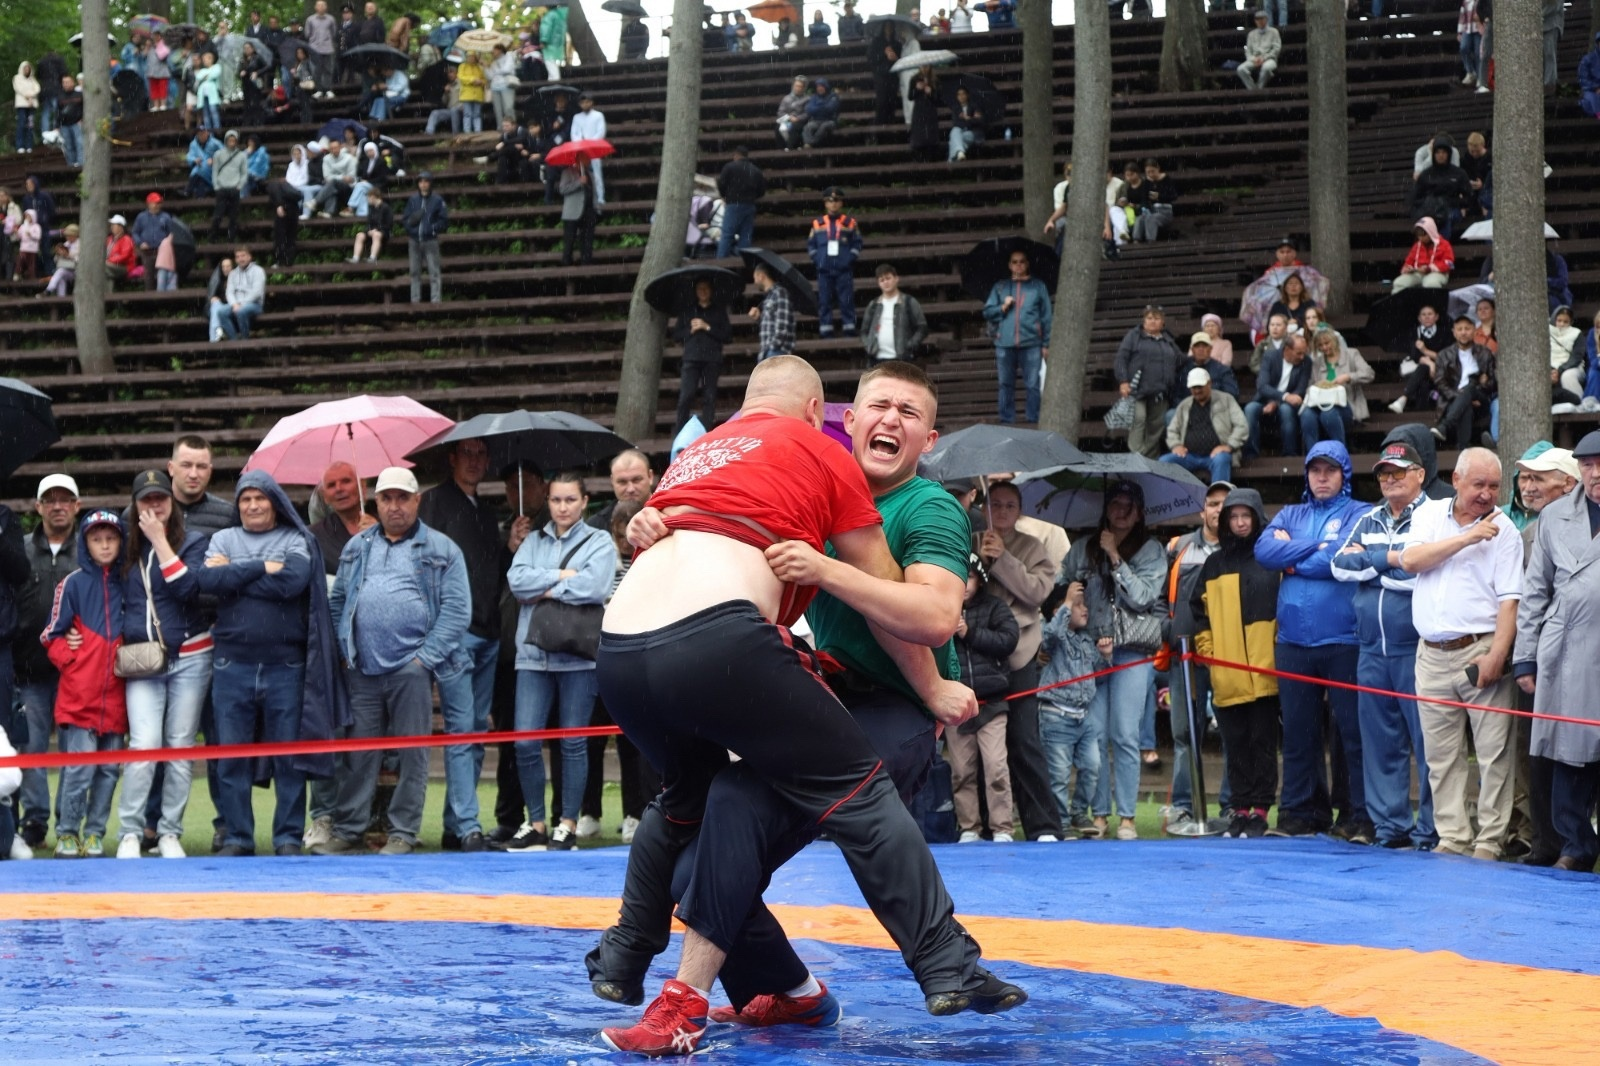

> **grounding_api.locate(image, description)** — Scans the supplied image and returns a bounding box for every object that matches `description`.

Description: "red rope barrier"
[1003,655,1159,702]
[0,725,624,771]
[1187,653,1600,728]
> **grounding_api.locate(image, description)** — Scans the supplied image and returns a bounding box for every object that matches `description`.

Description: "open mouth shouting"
[868,434,902,460]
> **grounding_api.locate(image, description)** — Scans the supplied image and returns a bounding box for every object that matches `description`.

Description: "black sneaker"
[274,843,304,856]
[925,968,1028,1017]
[1224,812,1249,838]
[215,844,254,857]
[486,824,519,845]
[440,830,462,851]
[585,945,645,1006]
[459,831,487,853]
[1343,822,1376,846]
[1070,814,1100,838]
[497,822,548,851]
[548,824,577,851]
[20,821,46,848]
[1267,815,1322,838]
[1243,812,1270,838]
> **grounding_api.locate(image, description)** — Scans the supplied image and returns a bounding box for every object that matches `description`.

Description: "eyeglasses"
[1374,469,1412,483]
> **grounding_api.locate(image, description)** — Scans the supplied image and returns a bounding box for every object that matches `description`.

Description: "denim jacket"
[329,519,471,678]
[508,519,617,673]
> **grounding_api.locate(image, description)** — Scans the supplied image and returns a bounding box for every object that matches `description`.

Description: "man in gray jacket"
[1162,368,1248,484]
[209,246,266,341]
[1237,10,1280,90]
[859,264,928,363]
[209,129,250,243]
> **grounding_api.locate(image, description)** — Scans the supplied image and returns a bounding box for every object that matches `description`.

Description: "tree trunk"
[1305,0,1351,314]
[1020,0,1055,236]
[566,0,607,67]
[612,0,703,445]
[1492,0,1550,477]
[75,0,114,377]
[1157,0,1209,93]
[1038,0,1109,445]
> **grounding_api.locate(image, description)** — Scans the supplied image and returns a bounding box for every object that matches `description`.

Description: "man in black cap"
[807,187,861,338]
[402,171,448,304]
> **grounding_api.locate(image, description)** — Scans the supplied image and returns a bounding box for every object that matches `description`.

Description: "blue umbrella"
[317,118,368,143]
[1017,453,1209,529]
[429,19,476,47]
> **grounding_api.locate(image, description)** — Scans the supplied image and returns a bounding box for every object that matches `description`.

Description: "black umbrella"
[168,218,197,281]
[918,424,1088,483]
[644,266,744,315]
[1364,288,1450,354]
[538,83,583,101]
[0,378,60,481]
[161,23,200,44]
[112,69,148,113]
[938,72,1005,136]
[342,43,412,67]
[69,32,119,48]
[411,410,631,508]
[865,13,924,35]
[602,0,649,15]
[958,236,1060,301]
[739,247,818,317]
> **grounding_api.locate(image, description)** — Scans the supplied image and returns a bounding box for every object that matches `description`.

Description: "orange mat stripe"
[8,891,1595,1066]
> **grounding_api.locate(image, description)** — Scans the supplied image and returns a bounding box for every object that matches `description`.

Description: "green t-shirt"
[807,475,971,709]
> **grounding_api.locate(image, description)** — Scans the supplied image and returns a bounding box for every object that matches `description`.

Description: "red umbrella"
[747,0,800,23]
[544,138,615,168]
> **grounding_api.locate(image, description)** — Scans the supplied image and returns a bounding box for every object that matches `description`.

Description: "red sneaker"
[600,979,709,1057]
[708,982,842,1028]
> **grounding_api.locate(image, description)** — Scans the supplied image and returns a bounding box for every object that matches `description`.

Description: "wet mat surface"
[3,838,1591,1064]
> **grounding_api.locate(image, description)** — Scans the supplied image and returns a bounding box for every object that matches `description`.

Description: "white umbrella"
[1458,220,1559,241]
[890,48,957,73]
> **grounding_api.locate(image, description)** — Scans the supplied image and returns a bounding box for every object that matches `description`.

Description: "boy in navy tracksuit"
[41,510,129,857]
[807,186,861,337]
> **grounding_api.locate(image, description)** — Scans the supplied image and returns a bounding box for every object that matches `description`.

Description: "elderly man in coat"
[1513,429,1600,873]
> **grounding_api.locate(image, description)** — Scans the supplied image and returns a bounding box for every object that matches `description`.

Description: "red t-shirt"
[650,412,883,625]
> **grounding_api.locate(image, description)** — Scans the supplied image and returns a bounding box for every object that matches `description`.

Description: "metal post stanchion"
[1169,637,1223,837]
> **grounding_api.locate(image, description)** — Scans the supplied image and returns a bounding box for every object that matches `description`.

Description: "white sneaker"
[157,834,186,859]
[1388,397,1407,414]
[1475,85,1490,94]
[303,815,333,848]
[10,837,34,860]
[1462,73,1475,86]
[1034,834,1060,843]
[958,830,982,843]
[116,834,143,859]
[991,834,1014,843]
[620,815,640,844]
[213,328,225,342]
[576,814,602,839]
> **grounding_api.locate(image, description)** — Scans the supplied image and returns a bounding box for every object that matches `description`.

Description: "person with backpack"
[948,558,1019,843]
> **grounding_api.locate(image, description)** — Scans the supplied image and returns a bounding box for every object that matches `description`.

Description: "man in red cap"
[131,191,175,292]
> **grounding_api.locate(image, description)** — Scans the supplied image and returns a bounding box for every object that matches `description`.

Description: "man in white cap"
[1161,366,1248,485]
[9,474,80,854]
[1514,430,1600,871]
[318,467,471,856]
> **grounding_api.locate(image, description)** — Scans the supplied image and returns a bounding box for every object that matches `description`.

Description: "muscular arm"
[767,532,963,647]
[872,625,977,727]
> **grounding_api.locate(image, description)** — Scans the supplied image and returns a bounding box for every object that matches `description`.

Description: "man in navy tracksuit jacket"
[1254,440,1372,838]
[1330,442,1437,850]
[807,186,861,337]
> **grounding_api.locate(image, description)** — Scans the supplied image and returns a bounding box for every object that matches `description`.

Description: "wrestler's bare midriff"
[604,528,785,633]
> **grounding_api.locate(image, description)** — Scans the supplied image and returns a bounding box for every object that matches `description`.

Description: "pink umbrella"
[244,395,455,486]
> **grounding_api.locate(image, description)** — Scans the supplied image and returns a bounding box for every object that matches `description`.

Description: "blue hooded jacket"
[1253,440,1369,648]
[196,471,351,779]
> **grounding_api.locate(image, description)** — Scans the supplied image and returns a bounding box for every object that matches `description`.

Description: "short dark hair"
[1143,157,1160,169]
[172,434,212,457]
[1453,314,1477,327]
[875,263,897,278]
[499,462,546,483]
[732,145,749,158]
[857,360,938,405]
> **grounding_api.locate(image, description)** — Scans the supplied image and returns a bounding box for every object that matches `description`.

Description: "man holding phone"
[1400,447,1523,860]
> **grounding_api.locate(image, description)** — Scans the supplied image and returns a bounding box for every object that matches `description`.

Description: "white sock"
[785,974,821,999]
[682,982,711,999]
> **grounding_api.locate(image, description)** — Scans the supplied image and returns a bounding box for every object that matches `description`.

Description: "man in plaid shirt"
[748,262,794,361]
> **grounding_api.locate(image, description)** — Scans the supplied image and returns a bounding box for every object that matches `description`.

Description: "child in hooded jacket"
[41,510,129,857]
[1038,583,1108,836]
[947,559,1019,842]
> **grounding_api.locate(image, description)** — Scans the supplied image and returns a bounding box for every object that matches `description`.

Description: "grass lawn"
[25,770,1182,858]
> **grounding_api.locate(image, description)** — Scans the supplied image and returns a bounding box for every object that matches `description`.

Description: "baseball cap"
[1206,480,1235,496]
[1188,331,1212,349]
[109,214,126,226]
[1515,447,1579,480]
[374,467,420,494]
[145,191,163,204]
[1566,430,1600,460]
[131,469,174,503]
[1372,442,1422,472]
[1186,367,1211,389]
[1106,479,1145,508]
[82,509,124,536]
[37,473,80,499]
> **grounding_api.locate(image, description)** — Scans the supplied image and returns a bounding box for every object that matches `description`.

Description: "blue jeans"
[212,657,308,851]
[202,103,222,130]
[60,122,82,167]
[437,632,500,838]
[1266,0,1287,26]
[996,345,1043,424]
[1039,703,1101,824]
[462,101,482,133]
[1091,649,1155,819]
[717,201,756,259]
[1298,404,1351,449]
[1460,31,1482,79]
[948,127,976,161]
[425,106,461,134]
[117,651,211,840]
[815,267,855,334]
[1160,449,1233,486]
[1244,399,1301,458]
[210,300,261,341]
[1357,649,1435,847]
[349,181,374,217]
[1488,396,1499,442]
[17,678,58,832]
[14,108,34,151]
[514,668,598,827]
[56,724,124,839]
[1275,641,1365,828]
